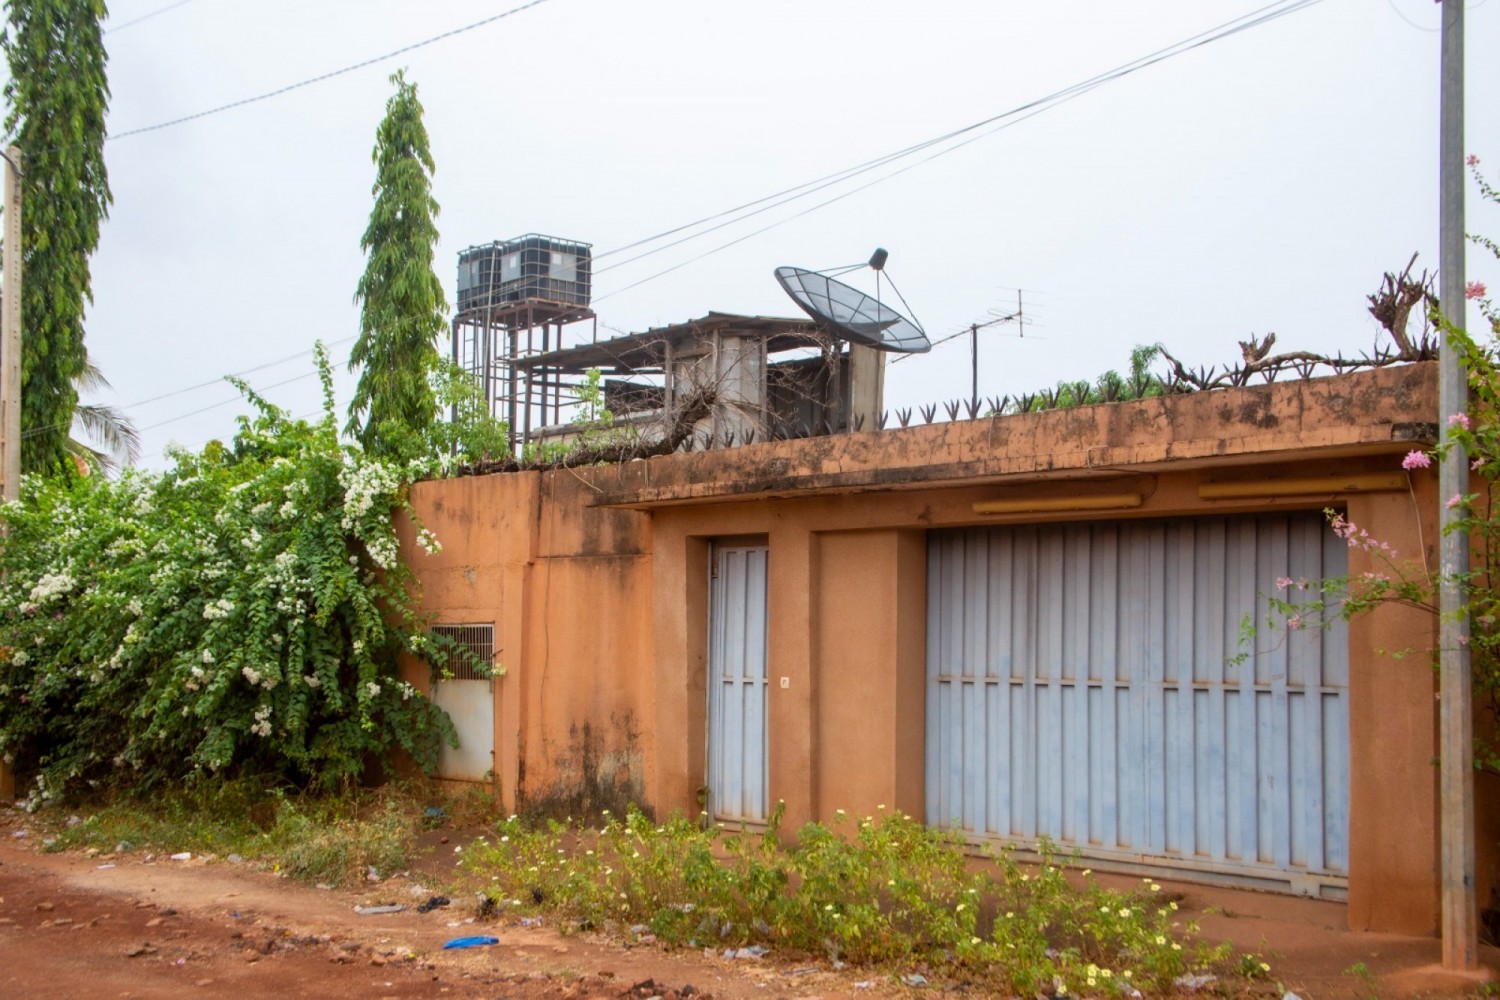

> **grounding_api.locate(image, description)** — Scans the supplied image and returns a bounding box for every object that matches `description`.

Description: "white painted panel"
[433,679,494,782]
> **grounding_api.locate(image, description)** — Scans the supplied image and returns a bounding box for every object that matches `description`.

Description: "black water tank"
[456,234,592,314]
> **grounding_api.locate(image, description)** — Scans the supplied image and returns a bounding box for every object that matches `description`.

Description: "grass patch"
[460,804,1253,996]
[31,779,460,887]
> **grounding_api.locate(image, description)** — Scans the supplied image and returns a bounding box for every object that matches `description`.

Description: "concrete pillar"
[846,345,886,432]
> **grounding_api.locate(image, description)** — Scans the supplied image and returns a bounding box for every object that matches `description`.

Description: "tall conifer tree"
[3,0,114,475]
[346,70,446,460]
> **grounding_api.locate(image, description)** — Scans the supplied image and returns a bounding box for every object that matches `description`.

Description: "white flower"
[201,649,215,664]
[28,572,76,604]
[365,681,381,698]
[203,598,234,620]
[303,674,320,688]
[126,598,144,617]
[241,666,263,686]
[12,651,28,666]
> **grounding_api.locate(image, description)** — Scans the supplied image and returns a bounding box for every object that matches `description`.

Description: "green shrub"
[0,347,455,801]
[460,805,1241,994]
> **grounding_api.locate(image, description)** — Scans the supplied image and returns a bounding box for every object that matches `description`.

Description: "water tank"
[456,234,592,314]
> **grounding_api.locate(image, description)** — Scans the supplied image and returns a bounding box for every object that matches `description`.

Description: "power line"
[125,335,356,410]
[106,0,204,35]
[137,405,328,466]
[137,367,325,433]
[21,335,357,441]
[589,0,1325,297]
[107,0,554,141]
[64,0,1321,449]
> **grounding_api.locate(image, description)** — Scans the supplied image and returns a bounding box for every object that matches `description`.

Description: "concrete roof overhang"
[513,312,824,374]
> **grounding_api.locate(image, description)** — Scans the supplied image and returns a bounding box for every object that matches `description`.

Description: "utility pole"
[1436,0,1475,973]
[0,145,18,804]
[1,145,19,505]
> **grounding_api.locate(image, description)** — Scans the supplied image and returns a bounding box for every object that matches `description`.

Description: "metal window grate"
[430,624,495,681]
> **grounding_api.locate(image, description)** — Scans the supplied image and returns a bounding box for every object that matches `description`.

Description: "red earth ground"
[1,804,1497,999]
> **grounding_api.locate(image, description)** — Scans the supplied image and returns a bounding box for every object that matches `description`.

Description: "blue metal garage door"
[926,514,1349,894]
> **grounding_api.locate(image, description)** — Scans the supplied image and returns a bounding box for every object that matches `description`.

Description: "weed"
[36,779,454,887]
[460,804,1248,995]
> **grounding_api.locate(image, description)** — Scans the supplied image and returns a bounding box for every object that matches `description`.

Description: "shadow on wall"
[520,713,649,821]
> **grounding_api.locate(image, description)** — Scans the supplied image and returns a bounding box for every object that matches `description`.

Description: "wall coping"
[532,363,1439,509]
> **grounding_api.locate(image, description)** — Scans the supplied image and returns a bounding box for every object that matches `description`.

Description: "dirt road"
[0,832,874,1000]
[2,814,1498,999]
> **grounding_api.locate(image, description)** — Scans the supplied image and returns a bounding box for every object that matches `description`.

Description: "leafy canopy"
[3,0,116,475]
[0,346,456,802]
[346,69,447,461]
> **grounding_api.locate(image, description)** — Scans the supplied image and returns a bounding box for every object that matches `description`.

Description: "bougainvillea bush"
[0,352,455,806]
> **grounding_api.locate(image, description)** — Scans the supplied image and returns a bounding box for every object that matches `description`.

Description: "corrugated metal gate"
[707,544,770,823]
[926,514,1349,894]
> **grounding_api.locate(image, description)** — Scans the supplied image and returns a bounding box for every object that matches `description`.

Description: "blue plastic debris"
[442,935,499,950]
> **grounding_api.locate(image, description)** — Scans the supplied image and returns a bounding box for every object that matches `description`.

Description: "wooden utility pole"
[0,145,18,803]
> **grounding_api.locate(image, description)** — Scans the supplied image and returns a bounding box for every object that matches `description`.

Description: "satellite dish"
[774,263,930,354]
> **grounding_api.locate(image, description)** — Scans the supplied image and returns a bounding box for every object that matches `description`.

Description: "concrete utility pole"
[0,144,17,804]
[1,145,19,505]
[1436,0,1476,973]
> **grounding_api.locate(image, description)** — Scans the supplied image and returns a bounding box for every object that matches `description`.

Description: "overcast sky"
[76,0,1500,467]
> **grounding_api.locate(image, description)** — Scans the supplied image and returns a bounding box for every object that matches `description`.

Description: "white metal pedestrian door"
[926,514,1349,894]
[707,544,770,823]
[430,624,497,783]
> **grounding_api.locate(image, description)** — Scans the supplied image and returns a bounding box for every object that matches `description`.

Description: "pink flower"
[1288,615,1303,631]
[1469,154,1481,167]
[1402,450,1432,471]
[1447,493,1465,509]
[1449,412,1471,429]
[1468,281,1488,300]
[1275,576,1294,590]
[1475,457,1485,471]
[1459,635,1469,646]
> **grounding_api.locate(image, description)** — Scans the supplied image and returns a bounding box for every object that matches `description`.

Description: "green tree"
[68,352,140,475]
[346,69,446,460]
[3,0,115,476]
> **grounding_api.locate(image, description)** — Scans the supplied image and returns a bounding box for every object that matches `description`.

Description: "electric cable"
[77,0,1322,453]
[20,334,357,441]
[107,0,554,141]
[137,367,325,432]
[106,0,204,35]
[587,0,1326,288]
